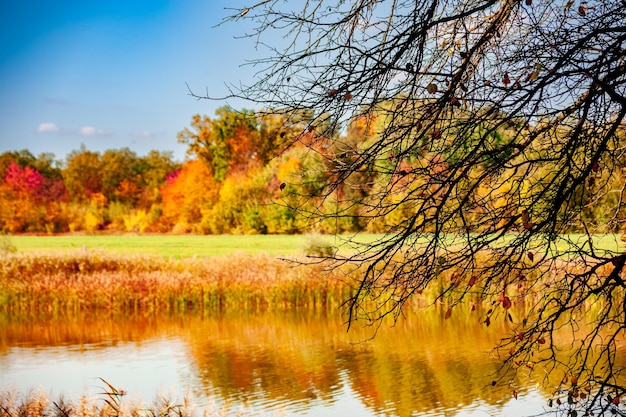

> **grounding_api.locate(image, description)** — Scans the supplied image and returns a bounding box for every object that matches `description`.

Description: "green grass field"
[6,234,320,258]
[4,233,623,259]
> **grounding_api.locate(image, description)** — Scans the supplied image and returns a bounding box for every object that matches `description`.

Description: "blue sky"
[0,1,260,162]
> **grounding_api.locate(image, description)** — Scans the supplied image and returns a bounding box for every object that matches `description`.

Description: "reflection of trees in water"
[3,310,624,416]
[184,311,525,416]
[0,313,179,353]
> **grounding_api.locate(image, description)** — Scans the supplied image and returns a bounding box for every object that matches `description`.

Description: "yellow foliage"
[90,192,107,207]
[122,209,149,233]
[84,210,101,233]
[277,157,301,183]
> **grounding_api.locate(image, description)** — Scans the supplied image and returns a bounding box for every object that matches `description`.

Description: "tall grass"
[0,250,354,317]
[0,243,614,320]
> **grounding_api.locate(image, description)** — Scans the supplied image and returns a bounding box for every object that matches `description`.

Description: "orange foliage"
[228,126,262,176]
[115,180,141,204]
[161,160,220,227]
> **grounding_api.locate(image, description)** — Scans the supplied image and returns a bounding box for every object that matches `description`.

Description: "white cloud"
[130,130,158,139]
[36,122,61,133]
[79,126,110,136]
[35,122,113,137]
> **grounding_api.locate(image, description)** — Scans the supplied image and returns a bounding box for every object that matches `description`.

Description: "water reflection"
[0,311,568,416]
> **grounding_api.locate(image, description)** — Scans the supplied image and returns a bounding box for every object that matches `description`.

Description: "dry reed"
[0,250,354,317]
[0,382,285,417]
[0,247,611,320]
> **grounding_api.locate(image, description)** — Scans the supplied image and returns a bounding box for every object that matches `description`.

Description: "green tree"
[137,150,180,209]
[178,107,295,181]
[215,1,626,414]
[100,147,141,204]
[62,145,104,202]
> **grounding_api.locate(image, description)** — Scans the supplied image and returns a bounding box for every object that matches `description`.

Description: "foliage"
[0,148,180,234]
[302,235,336,257]
[0,161,46,232]
[178,107,289,181]
[161,160,220,231]
[216,0,626,413]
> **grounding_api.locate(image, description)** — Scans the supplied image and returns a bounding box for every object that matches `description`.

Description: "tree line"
[1,105,625,235]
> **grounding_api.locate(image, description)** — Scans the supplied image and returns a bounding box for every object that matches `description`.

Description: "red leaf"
[613,396,620,405]
[538,337,546,344]
[445,308,452,319]
[485,316,491,326]
[578,5,586,16]
[513,390,518,400]
[503,73,511,86]
[468,276,477,287]
[527,251,534,262]
[502,296,512,310]
[592,161,599,172]
[525,0,532,5]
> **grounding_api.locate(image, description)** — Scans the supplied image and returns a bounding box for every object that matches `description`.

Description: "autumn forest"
[2,104,625,236]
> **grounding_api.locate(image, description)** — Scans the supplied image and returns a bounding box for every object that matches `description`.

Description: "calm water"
[0,311,575,416]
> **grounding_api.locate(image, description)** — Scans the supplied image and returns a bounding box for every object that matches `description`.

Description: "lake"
[0,310,578,416]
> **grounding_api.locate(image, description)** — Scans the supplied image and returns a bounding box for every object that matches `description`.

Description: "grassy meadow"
[6,234,332,258]
[5,233,624,258]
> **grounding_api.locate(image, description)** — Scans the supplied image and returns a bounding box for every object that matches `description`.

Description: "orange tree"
[207,1,626,415]
[160,160,220,232]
